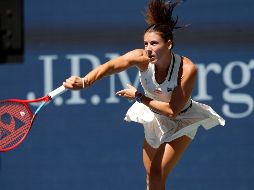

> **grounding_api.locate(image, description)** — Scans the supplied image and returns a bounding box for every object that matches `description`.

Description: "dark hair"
[144,0,182,47]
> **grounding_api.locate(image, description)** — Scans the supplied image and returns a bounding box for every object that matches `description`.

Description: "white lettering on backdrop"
[27,54,254,119]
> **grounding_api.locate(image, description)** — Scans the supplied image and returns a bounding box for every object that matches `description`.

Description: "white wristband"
[81,77,85,88]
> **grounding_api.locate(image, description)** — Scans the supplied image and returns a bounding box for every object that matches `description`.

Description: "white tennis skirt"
[124,100,225,148]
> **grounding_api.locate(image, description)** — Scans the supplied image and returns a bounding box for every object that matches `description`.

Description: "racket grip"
[48,85,67,99]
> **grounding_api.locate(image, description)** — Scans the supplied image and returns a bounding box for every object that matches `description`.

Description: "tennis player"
[63,0,225,189]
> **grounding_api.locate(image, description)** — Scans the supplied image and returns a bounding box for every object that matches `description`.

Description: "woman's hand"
[63,76,88,90]
[116,84,138,101]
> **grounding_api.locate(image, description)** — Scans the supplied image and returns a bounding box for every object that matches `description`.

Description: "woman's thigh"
[143,139,158,175]
[143,135,192,177]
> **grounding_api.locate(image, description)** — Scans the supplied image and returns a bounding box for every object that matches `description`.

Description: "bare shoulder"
[131,49,146,55]
[181,56,197,76]
[123,49,149,71]
[123,49,148,62]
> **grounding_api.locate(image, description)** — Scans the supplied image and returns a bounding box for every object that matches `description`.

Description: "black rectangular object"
[0,0,24,63]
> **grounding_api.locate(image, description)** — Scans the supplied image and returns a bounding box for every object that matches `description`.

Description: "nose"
[145,49,152,57]
[145,44,153,56]
[145,43,152,51]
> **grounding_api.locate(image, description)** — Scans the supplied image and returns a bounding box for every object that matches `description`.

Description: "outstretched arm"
[63,49,149,90]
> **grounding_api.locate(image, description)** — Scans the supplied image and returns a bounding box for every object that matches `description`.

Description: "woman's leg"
[143,139,158,190]
[143,135,192,190]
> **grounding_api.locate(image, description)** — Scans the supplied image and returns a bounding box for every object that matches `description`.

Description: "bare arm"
[116,56,197,119]
[142,57,197,118]
[63,49,149,89]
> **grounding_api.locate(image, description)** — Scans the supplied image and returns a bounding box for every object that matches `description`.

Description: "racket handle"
[48,85,67,99]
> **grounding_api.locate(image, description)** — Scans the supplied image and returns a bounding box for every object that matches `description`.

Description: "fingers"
[126,83,134,89]
[116,84,137,101]
[115,90,125,96]
[116,90,133,101]
[63,76,83,90]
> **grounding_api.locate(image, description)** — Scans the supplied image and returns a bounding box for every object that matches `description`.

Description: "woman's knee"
[146,167,166,188]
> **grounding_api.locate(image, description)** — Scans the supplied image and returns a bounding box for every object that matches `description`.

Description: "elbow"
[166,112,178,120]
[163,110,178,119]
[165,107,180,119]
[170,114,178,120]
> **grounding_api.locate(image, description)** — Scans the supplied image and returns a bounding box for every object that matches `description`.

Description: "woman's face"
[144,31,171,64]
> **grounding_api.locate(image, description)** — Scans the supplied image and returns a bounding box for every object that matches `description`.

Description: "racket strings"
[0,101,32,151]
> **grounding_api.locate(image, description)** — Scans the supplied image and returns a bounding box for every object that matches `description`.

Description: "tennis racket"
[0,85,67,152]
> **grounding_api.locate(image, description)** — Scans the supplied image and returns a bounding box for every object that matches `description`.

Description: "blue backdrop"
[0,0,254,189]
